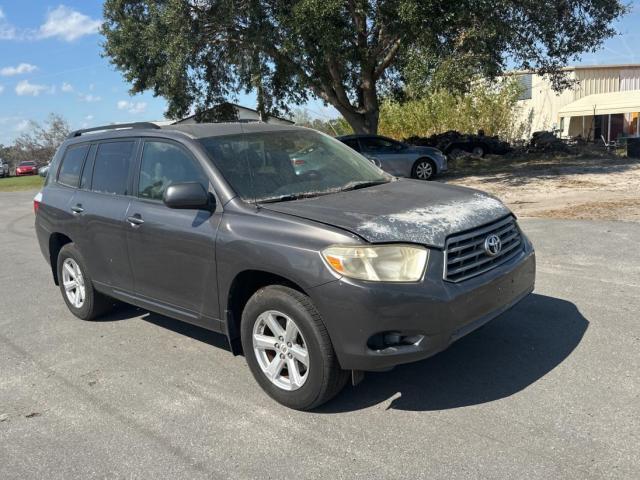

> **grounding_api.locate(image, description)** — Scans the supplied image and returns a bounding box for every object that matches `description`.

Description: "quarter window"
[57,144,89,188]
[138,141,208,201]
[92,141,136,195]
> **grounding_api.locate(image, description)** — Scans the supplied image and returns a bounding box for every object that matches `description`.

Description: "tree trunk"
[333,104,379,134]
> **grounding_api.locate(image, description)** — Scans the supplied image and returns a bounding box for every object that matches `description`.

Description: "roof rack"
[67,122,161,139]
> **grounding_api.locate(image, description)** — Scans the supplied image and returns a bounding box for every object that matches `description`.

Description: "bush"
[378,79,530,143]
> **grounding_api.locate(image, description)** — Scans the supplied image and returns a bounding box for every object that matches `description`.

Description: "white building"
[514,64,640,142]
[173,102,294,126]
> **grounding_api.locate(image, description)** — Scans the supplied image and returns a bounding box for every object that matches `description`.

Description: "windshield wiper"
[339,180,390,192]
[258,192,322,203]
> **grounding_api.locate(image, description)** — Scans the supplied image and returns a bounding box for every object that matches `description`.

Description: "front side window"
[341,138,360,151]
[57,144,89,188]
[199,130,390,202]
[92,141,136,195]
[138,141,208,201]
[359,137,401,153]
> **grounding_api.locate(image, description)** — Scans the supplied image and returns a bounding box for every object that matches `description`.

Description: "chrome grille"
[444,216,523,282]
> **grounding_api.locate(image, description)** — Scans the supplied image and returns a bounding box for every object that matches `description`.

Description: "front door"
[359,136,407,176]
[126,139,221,324]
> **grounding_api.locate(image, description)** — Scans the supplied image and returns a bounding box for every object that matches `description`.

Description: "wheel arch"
[224,269,308,355]
[49,232,73,285]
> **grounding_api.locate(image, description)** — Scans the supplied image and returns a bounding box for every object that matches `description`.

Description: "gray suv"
[35,122,535,410]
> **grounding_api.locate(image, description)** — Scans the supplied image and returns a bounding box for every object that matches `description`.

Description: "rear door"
[71,139,138,291]
[126,139,221,323]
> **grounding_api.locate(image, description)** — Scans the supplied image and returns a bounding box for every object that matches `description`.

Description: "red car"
[15,161,38,176]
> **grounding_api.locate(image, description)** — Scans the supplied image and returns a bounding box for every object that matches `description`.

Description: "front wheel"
[240,285,348,410]
[411,158,436,180]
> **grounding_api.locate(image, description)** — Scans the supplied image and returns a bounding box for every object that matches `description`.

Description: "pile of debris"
[526,131,570,154]
[404,130,511,158]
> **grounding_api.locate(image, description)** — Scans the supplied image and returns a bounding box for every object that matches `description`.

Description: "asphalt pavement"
[1,189,639,479]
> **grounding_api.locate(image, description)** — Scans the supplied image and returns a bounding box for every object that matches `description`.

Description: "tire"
[472,145,485,157]
[411,158,436,180]
[57,243,113,320]
[240,285,349,410]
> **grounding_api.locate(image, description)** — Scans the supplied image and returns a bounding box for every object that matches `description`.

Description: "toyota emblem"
[484,234,502,256]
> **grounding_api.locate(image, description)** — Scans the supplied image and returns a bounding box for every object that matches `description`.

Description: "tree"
[102,0,626,134]
[291,108,353,136]
[7,114,70,168]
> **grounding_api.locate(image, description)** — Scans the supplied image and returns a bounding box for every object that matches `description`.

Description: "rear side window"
[138,141,208,201]
[57,144,89,188]
[92,141,136,195]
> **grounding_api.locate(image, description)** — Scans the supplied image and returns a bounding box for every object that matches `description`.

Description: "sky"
[0,1,639,145]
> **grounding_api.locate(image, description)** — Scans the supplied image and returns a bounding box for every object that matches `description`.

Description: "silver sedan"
[337,134,447,180]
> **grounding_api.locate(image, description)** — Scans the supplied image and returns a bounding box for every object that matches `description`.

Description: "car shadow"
[99,293,587,414]
[318,293,588,413]
[99,304,231,351]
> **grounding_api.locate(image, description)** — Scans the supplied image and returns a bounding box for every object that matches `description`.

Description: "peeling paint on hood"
[261,179,511,248]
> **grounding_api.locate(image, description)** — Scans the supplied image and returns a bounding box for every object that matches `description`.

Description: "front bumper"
[310,244,535,371]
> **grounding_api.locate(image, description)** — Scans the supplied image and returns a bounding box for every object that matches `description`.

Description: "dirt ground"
[445,154,640,222]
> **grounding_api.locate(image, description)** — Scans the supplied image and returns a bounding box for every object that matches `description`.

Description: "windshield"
[199,129,391,202]
[20,161,36,166]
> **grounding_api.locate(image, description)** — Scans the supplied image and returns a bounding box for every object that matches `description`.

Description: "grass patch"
[0,175,44,192]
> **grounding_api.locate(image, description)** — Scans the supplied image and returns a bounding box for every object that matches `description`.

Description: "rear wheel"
[241,285,348,410]
[57,243,113,320]
[411,158,436,180]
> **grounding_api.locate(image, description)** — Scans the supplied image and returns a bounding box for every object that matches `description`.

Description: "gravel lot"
[1,190,639,479]
[448,155,640,221]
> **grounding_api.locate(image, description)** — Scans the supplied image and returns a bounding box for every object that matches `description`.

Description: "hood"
[261,179,511,248]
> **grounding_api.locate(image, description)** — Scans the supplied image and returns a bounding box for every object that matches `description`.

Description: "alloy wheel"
[62,258,86,309]
[415,161,433,180]
[252,310,309,391]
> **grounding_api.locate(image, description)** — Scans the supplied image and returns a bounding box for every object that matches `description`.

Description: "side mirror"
[163,182,213,210]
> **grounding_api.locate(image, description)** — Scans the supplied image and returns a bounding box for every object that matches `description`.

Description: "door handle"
[71,205,84,214]
[126,215,145,227]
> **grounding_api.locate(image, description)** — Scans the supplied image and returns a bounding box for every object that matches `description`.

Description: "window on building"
[517,74,533,101]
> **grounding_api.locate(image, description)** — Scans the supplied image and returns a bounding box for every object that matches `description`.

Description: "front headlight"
[322,244,428,282]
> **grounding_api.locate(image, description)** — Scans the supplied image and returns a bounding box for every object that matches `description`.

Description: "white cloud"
[79,93,101,103]
[15,119,30,132]
[0,63,38,77]
[0,7,17,40]
[117,100,147,114]
[0,85,4,94]
[38,6,102,42]
[61,82,74,93]
[15,80,51,96]
[85,114,94,121]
